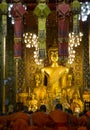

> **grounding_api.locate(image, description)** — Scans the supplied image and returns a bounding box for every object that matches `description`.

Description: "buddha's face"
[50,51,58,63]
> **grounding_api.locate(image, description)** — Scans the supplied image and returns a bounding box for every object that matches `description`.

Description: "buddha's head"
[50,51,58,63]
[48,40,59,64]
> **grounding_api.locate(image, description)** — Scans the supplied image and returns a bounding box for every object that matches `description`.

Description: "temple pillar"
[88,16,90,85]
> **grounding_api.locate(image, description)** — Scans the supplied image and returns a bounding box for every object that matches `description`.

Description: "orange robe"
[0,115,8,130]
[28,126,38,130]
[10,118,29,130]
[49,109,69,130]
[68,114,78,130]
[8,111,30,130]
[86,110,90,117]
[77,115,87,126]
[77,126,87,130]
[8,111,30,123]
[31,111,54,130]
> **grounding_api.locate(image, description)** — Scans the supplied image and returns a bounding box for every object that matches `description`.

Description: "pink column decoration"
[11,0,26,59]
[56,1,70,64]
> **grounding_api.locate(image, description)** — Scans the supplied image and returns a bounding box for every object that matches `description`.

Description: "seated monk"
[65,108,78,130]
[10,118,29,130]
[69,114,78,130]
[0,115,8,129]
[40,104,47,112]
[86,110,90,117]
[49,103,69,130]
[31,105,54,130]
[8,111,30,129]
[85,110,90,129]
[78,114,87,126]
[76,110,90,130]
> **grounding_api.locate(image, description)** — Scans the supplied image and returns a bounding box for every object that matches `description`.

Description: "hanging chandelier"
[23,32,43,65]
[68,32,83,64]
[23,32,38,48]
[67,0,83,64]
[80,2,90,22]
[68,47,75,64]
[69,32,83,47]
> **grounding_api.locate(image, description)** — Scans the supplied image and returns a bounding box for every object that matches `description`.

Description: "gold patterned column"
[15,59,19,102]
[88,16,90,86]
[0,0,8,113]
[89,16,90,68]
[2,36,6,113]
[10,0,26,102]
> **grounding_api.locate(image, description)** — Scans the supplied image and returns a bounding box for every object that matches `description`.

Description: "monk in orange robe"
[86,110,90,117]
[76,110,90,130]
[10,118,29,130]
[78,115,87,126]
[8,111,30,130]
[31,110,54,130]
[64,108,78,130]
[68,114,78,130]
[0,115,8,130]
[8,111,30,122]
[49,103,69,130]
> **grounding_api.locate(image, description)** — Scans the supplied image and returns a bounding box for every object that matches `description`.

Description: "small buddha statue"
[33,69,47,107]
[41,44,71,105]
[28,93,38,112]
[71,90,84,113]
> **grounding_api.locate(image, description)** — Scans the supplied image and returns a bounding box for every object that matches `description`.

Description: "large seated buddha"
[41,44,73,110]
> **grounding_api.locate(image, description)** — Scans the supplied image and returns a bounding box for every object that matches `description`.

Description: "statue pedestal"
[18,92,28,106]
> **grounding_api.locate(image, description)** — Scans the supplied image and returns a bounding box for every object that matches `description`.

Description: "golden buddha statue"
[71,90,84,113]
[41,44,71,106]
[27,93,38,112]
[18,79,28,106]
[33,69,47,108]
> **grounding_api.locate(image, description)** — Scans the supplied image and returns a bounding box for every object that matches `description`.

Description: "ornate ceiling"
[0,0,89,11]
[0,0,88,3]
[23,0,89,3]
